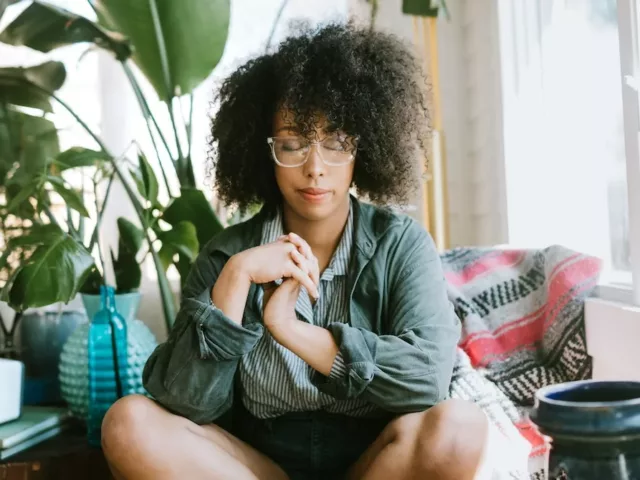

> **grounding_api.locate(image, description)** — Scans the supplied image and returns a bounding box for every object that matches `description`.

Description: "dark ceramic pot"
[531,380,640,480]
[19,307,87,404]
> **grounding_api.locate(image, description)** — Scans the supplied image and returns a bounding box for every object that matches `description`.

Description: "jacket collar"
[208,195,400,262]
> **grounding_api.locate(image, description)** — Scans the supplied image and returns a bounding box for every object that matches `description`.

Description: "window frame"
[615,0,640,305]
[497,0,640,306]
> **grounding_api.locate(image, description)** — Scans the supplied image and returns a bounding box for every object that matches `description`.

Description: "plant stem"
[65,205,79,237]
[0,311,22,359]
[146,0,189,186]
[42,205,60,228]
[89,170,115,252]
[121,61,176,195]
[167,99,190,186]
[79,174,85,239]
[93,187,108,284]
[180,94,194,161]
[30,83,178,330]
[265,0,290,52]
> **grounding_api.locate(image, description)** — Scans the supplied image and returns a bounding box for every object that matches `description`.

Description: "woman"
[102,24,488,480]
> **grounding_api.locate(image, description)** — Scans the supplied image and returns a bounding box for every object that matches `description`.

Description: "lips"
[299,188,330,195]
[298,188,331,204]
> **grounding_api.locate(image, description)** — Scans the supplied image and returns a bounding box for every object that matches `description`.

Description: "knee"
[404,400,489,479]
[102,394,157,459]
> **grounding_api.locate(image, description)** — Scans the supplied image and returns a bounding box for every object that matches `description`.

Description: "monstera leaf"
[0,1,131,60]
[163,188,223,250]
[157,221,199,268]
[1,224,95,311]
[90,0,230,99]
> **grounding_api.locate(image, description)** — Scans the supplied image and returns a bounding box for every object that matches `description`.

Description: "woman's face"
[271,108,356,222]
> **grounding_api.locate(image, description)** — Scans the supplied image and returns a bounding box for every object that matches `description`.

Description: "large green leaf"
[0,1,131,60]
[0,108,60,190]
[6,177,41,213]
[90,0,230,99]
[47,176,90,217]
[1,224,95,311]
[17,113,59,176]
[117,217,143,254]
[132,152,158,206]
[52,147,111,171]
[0,61,66,112]
[157,221,198,262]
[111,217,143,292]
[163,188,223,249]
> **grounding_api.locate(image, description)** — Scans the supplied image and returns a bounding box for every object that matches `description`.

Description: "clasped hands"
[231,232,320,337]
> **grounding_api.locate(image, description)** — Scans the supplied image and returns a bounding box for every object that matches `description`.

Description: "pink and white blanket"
[440,245,602,479]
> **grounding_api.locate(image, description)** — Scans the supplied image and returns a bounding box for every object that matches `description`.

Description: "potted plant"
[0,0,231,336]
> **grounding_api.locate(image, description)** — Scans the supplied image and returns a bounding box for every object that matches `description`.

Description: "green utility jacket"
[143,196,461,424]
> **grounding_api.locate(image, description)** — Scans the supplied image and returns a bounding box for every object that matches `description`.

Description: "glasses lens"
[272,137,309,166]
[320,135,356,165]
[271,135,357,166]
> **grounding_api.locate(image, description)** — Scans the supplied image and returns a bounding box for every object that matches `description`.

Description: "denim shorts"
[231,402,392,480]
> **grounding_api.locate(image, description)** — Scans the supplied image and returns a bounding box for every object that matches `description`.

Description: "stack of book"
[0,406,71,460]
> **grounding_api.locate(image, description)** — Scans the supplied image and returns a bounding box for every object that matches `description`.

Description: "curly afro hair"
[208,22,430,211]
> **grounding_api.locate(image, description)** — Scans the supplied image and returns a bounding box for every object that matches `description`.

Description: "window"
[498,0,640,304]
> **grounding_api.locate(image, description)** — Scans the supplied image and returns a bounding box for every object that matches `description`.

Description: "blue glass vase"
[87,285,129,447]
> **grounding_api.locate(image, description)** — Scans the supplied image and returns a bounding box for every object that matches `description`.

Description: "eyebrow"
[275,126,299,134]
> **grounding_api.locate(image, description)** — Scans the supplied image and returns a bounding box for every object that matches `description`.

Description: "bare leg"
[347,399,488,480]
[101,394,289,480]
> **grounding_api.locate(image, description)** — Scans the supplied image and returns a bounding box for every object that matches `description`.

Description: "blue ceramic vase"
[58,290,157,421]
[531,380,640,480]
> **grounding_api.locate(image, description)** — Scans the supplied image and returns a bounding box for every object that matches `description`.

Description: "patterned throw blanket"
[440,245,602,479]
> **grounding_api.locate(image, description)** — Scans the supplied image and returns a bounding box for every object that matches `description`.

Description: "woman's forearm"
[211,256,252,325]
[270,320,339,376]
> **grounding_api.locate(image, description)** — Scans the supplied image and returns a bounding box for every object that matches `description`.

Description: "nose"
[302,144,325,179]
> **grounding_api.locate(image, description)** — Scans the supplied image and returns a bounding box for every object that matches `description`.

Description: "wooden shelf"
[0,424,113,480]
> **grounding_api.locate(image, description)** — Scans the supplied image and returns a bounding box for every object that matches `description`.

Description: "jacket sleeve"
[142,248,264,424]
[311,224,460,412]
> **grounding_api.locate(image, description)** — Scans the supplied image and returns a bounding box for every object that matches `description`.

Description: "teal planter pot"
[58,291,157,420]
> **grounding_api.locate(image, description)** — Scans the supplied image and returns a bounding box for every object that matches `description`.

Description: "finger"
[280,277,301,291]
[286,233,319,285]
[286,233,314,260]
[285,262,319,299]
[290,249,310,276]
[290,248,320,287]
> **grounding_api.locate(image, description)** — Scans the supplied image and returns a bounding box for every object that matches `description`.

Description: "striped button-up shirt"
[238,201,377,419]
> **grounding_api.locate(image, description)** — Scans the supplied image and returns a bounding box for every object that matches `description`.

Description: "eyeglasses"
[267,134,358,168]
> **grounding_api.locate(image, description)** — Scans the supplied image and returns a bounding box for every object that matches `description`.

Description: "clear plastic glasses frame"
[266,135,358,167]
